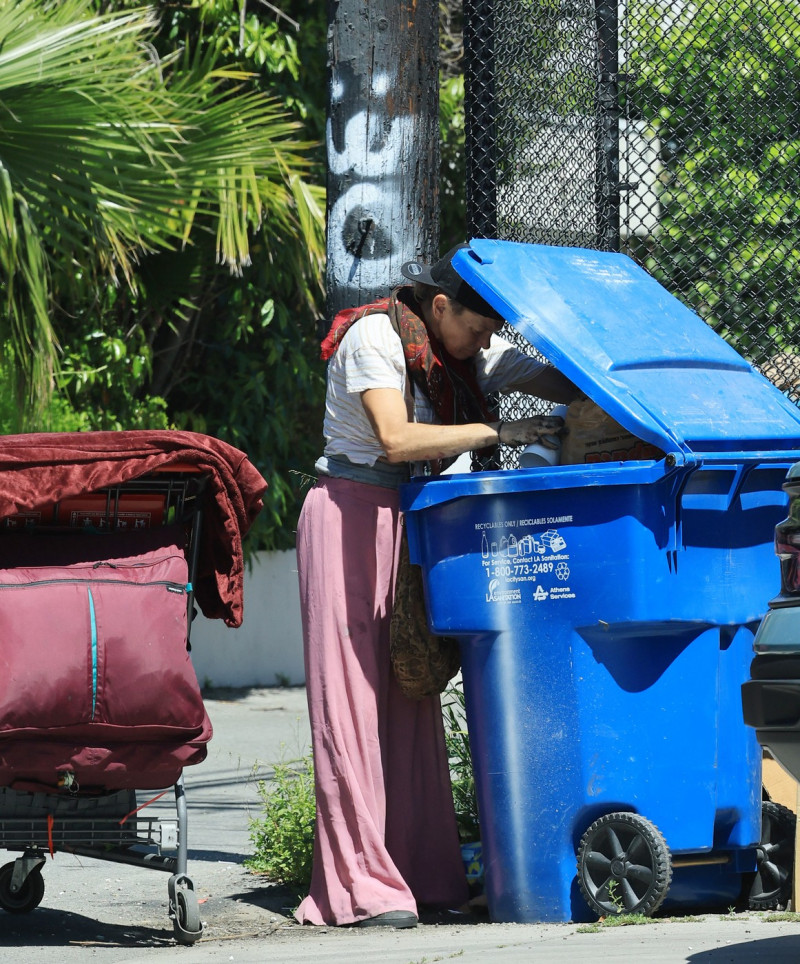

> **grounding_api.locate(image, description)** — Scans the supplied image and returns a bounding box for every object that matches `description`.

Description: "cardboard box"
[763,755,798,814]
[560,397,664,464]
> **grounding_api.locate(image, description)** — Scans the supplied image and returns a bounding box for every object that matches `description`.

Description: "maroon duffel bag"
[0,527,212,792]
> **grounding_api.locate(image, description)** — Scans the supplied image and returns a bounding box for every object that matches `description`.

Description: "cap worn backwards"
[400,243,504,321]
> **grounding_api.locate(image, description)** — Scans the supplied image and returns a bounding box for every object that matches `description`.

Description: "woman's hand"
[497,414,565,448]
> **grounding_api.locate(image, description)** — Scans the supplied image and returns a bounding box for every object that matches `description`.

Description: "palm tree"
[0,0,324,427]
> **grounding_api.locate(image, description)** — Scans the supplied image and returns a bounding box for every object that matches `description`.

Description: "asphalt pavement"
[2,686,800,962]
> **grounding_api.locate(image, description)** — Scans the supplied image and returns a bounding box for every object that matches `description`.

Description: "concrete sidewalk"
[2,687,800,962]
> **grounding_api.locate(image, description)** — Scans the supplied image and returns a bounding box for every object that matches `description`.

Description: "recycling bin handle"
[678,450,800,467]
[668,450,797,551]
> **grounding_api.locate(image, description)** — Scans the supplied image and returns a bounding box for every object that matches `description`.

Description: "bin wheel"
[577,812,672,918]
[169,874,202,945]
[748,800,795,911]
[0,861,45,914]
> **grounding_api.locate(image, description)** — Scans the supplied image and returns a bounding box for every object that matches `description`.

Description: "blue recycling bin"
[401,241,800,923]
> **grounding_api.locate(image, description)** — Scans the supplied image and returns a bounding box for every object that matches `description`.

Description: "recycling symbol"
[555,562,570,581]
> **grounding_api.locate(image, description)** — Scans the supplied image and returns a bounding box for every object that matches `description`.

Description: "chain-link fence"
[463,0,800,465]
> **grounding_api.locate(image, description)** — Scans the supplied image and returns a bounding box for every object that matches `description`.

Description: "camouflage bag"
[390,526,460,700]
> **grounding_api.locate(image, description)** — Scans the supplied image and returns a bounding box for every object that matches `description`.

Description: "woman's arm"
[361,388,500,464]
[361,388,564,463]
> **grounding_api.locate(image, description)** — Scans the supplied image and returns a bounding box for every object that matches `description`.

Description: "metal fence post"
[464,0,498,240]
[595,0,621,252]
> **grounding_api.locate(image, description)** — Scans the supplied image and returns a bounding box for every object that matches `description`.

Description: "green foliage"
[0,343,166,434]
[0,0,327,551]
[155,0,328,150]
[55,305,171,432]
[576,913,654,933]
[628,0,800,365]
[168,261,326,549]
[442,681,480,843]
[0,0,326,414]
[440,75,467,250]
[246,754,316,890]
[439,0,467,248]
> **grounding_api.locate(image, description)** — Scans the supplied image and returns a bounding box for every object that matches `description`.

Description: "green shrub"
[442,681,480,843]
[245,755,316,890]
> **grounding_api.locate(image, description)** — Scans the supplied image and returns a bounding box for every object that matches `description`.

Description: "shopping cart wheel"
[747,800,795,911]
[168,873,203,944]
[0,861,45,914]
[577,811,672,918]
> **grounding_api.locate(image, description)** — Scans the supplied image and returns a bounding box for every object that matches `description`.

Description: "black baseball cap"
[401,243,504,321]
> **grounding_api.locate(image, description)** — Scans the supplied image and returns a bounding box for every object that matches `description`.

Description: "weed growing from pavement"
[441,681,480,843]
[245,754,315,890]
[576,913,651,932]
[576,914,706,933]
[606,879,625,914]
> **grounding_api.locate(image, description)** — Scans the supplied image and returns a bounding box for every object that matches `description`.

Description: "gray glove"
[498,415,565,448]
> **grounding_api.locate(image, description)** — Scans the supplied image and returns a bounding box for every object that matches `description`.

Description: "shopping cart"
[0,431,266,944]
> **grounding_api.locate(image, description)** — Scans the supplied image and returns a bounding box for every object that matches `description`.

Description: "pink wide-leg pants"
[294,475,468,925]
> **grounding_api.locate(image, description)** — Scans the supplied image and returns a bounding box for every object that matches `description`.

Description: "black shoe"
[355,910,418,928]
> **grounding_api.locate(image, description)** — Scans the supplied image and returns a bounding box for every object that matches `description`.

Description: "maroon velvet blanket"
[0,430,268,628]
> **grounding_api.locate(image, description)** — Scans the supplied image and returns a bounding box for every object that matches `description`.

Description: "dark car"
[741,461,800,908]
[743,461,800,778]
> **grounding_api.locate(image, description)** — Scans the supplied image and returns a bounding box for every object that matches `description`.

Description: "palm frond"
[0,163,57,415]
[0,0,325,421]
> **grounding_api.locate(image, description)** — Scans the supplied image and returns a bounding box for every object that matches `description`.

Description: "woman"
[295,244,577,928]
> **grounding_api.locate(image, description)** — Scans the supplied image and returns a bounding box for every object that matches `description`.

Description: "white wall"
[189,549,306,688]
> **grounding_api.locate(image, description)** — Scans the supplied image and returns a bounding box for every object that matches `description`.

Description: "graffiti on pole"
[325,2,438,316]
[327,63,413,301]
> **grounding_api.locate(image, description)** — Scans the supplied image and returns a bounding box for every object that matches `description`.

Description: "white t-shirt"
[322,313,546,467]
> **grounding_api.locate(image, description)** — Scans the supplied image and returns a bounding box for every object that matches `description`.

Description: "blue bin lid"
[451,240,800,458]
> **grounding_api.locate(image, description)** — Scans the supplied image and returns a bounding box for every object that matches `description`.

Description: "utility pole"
[326,0,440,317]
